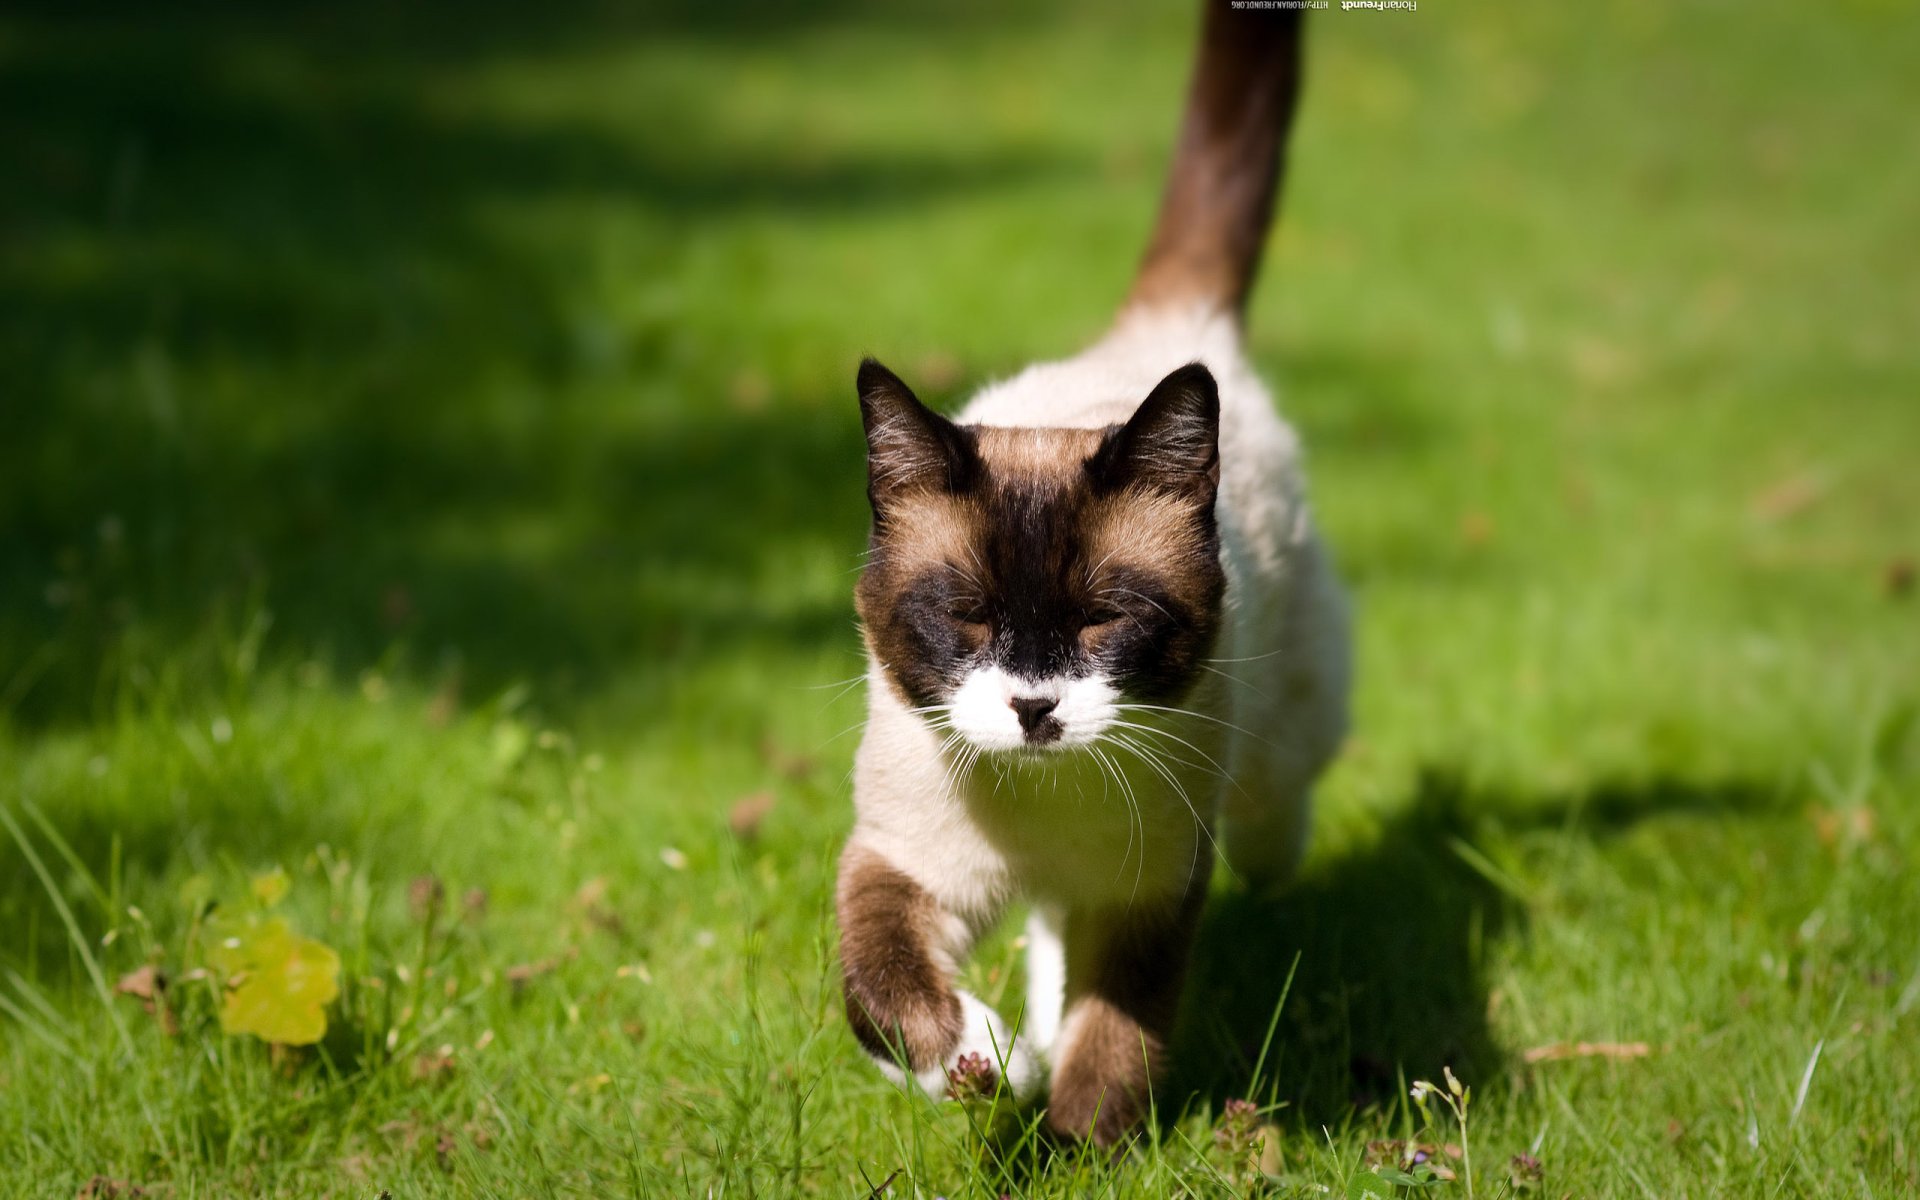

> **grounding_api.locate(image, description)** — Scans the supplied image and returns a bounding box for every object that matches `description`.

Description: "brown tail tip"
[1126,3,1306,320]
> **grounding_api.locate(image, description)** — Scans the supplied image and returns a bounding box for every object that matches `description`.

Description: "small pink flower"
[945,1052,997,1100]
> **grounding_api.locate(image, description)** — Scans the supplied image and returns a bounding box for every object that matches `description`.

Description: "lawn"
[3,0,1918,1194]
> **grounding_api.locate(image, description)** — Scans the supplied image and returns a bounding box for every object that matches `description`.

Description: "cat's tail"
[1124,1,1306,323]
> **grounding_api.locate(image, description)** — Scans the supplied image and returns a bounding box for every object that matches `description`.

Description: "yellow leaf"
[207,914,341,1046]
[251,867,291,909]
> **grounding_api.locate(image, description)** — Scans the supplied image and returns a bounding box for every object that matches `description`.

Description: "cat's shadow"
[1167,769,1777,1126]
[972,768,1774,1182]
[944,768,1781,1190]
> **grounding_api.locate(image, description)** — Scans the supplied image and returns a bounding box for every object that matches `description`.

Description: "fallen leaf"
[1748,471,1827,522]
[728,792,776,841]
[76,1179,152,1199]
[115,966,161,1001]
[1886,557,1915,599]
[114,965,179,1036]
[1459,510,1495,548]
[413,1043,457,1082]
[426,679,459,727]
[1565,334,1640,389]
[205,914,341,1045]
[571,877,623,936]
[729,369,772,412]
[1522,1040,1651,1063]
[572,877,610,909]
[758,738,816,781]
[504,947,578,993]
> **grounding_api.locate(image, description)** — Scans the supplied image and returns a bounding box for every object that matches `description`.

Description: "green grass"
[4,0,1918,1194]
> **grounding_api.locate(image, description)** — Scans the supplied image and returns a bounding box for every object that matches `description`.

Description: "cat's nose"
[1010,696,1059,736]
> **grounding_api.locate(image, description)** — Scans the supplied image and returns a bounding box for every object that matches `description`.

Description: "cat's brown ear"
[1088,363,1220,498]
[857,358,978,511]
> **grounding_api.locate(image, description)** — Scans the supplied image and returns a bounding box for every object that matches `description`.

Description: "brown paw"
[844,984,963,1073]
[1046,1078,1145,1146]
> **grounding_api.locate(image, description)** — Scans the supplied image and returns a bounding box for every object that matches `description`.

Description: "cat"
[836,1,1348,1145]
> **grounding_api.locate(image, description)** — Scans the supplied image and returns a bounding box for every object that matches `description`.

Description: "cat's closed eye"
[1082,605,1128,628]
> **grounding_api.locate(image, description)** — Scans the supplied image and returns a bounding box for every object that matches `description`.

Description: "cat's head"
[854,358,1225,752]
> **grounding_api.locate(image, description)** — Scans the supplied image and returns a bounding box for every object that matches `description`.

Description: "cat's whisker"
[1107,730,1226,889]
[1113,702,1276,749]
[1097,585,1175,622]
[1107,718,1260,807]
[819,717,871,748]
[1090,743,1146,904]
[936,734,976,800]
[812,675,871,708]
[1199,662,1270,699]
[1105,722,1215,778]
[1081,544,1124,589]
[1106,718,1229,777]
[1204,649,1286,665]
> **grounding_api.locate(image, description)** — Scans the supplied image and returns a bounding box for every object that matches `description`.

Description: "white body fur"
[847,303,1350,1082]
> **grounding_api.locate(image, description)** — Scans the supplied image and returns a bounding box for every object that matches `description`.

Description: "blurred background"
[2,0,1917,1192]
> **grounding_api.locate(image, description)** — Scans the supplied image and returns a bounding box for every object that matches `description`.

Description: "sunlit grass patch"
[3,0,1918,1194]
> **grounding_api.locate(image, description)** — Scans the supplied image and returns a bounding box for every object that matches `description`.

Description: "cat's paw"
[871,991,1043,1102]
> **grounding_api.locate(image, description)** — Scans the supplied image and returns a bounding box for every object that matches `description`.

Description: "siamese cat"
[838,2,1348,1145]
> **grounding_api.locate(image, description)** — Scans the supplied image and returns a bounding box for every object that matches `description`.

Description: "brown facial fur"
[855,362,1226,717]
[836,845,963,1072]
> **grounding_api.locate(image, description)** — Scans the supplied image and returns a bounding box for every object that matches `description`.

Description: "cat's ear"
[857,358,978,510]
[1088,363,1220,498]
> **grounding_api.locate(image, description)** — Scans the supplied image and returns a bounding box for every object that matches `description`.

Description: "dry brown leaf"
[728,791,776,841]
[1566,334,1638,388]
[425,679,460,728]
[76,1180,155,1200]
[1813,805,1876,848]
[1522,1040,1651,1063]
[758,738,817,781]
[1886,557,1915,599]
[1459,510,1495,547]
[114,965,178,1036]
[413,1043,457,1082]
[572,877,609,911]
[571,876,624,936]
[729,369,772,413]
[115,966,161,1002]
[1748,471,1827,522]
[504,947,578,993]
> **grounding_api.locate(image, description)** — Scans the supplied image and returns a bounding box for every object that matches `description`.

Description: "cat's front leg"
[1047,885,1206,1145]
[836,841,1041,1100]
